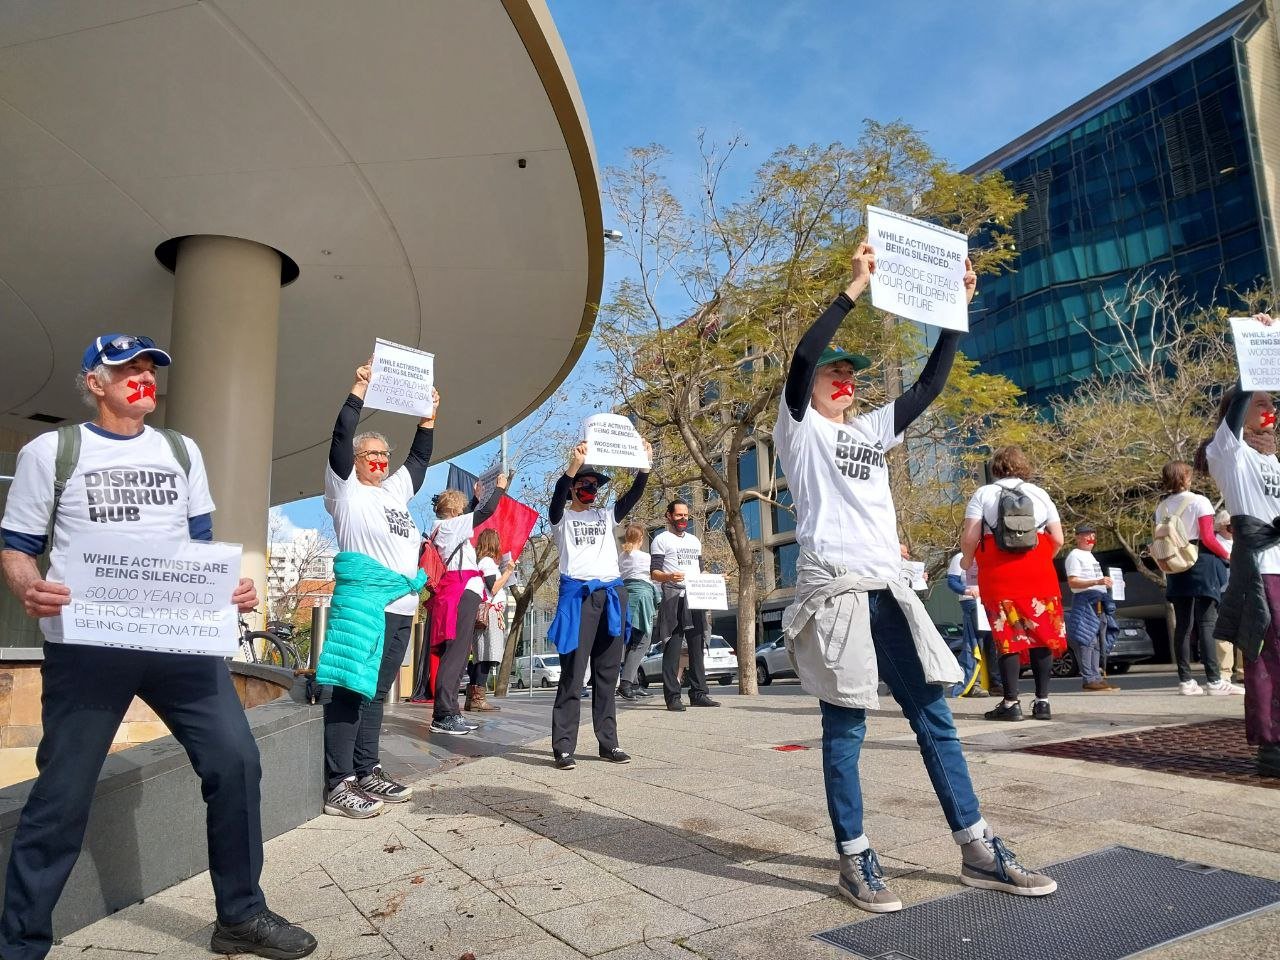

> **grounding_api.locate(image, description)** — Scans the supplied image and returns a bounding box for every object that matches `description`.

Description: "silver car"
[511,654,563,688]
[636,634,739,688]
[753,636,797,686]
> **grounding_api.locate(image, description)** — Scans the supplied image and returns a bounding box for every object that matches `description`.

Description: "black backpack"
[992,482,1039,552]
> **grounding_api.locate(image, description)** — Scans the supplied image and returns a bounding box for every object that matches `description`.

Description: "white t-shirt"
[2,424,214,642]
[619,548,652,582]
[964,478,1060,530]
[470,555,507,602]
[772,399,902,580]
[553,507,620,580]
[325,464,420,615]
[651,530,703,587]
[1154,491,1213,543]
[947,552,978,590]
[1206,419,1280,574]
[1064,548,1104,593]
[429,514,478,576]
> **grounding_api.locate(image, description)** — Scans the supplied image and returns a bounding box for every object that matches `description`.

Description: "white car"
[753,636,797,686]
[512,654,562,688]
[635,634,738,689]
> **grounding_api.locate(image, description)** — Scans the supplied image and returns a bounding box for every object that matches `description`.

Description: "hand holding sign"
[1230,314,1280,391]
[865,206,970,332]
[580,414,651,470]
[683,573,728,610]
[364,338,435,418]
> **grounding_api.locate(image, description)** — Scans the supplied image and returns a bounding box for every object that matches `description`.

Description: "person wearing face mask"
[546,441,651,769]
[776,243,1056,914]
[1199,317,1280,776]
[652,500,719,711]
[317,360,436,817]
[1063,524,1120,693]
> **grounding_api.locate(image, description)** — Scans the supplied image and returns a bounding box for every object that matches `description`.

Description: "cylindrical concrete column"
[164,236,282,623]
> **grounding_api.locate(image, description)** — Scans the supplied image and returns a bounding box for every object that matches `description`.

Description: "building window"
[774,541,799,589]
[742,500,762,540]
[771,488,795,534]
[706,508,724,532]
[737,447,759,491]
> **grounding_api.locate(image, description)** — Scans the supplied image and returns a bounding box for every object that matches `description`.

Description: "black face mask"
[574,484,598,504]
[672,518,690,532]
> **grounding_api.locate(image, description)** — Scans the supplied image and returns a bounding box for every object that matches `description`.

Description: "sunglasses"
[574,482,600,493]
[87,335,159,369]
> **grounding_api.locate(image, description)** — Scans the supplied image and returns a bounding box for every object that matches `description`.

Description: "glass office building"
[965,1,1280,405]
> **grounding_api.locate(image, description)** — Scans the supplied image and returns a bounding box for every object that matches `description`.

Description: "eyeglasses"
[357,450,390,461]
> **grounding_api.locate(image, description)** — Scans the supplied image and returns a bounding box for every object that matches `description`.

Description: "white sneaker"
[1206,679,1245,696]
[1179,679,1204,696]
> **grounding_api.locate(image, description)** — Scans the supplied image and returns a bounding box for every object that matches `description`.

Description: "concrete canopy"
[0,0,602,504]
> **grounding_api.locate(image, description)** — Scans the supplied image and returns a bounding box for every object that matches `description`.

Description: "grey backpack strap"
[51,424,82,530]
[157,428,191,477]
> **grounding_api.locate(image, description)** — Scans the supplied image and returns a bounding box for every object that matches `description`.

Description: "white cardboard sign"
[580,414,650,469]
[365,338,435,418]
[683,573,728,610]
[476,463,504,504]
[1229,318,1280,391]
[1108,567,1126,602]
[61,535,242,656]
[866,206,970,332]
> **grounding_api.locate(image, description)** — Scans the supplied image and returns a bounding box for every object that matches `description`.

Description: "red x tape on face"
[1261,409,1277,429]
[369,461,387,473]
[125,380,156,404]
[831,380,856,401]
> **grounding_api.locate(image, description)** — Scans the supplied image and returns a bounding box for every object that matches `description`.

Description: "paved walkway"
[51,667,1280,960]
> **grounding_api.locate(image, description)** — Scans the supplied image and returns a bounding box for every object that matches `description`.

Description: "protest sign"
[866,206,969,332]
[1109,568,1126,602]
[365,338,435,417]
[1229,318,1280,391]
[902,560,927,592]
[975,600,991,633]
[476,463,504,504]
[684,573,728,610]
[61,535,242,656]
[580,414,650,469]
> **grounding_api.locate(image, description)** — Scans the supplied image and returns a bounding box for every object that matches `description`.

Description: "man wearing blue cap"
[0,335,316,960]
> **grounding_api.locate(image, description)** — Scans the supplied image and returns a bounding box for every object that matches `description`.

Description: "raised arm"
[329,361,372,479]
[400,388,440,494]
[1225,385,1252,438]
[613,441,653,522]
[548,473,573,525]
[473,471,508,525]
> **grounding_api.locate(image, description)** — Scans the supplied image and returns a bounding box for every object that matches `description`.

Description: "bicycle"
[238,614,301,670]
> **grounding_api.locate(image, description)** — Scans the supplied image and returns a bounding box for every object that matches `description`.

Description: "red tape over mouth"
[125,380,156,404]
[369,461,387,473]
[1261,409,1277,429]
[831,380,856,400]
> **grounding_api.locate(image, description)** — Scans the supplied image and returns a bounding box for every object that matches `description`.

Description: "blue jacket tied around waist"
[316,551,427,699]
[548,575,630,655]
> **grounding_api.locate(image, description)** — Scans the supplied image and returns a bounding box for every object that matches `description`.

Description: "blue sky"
[277,0,1236,539]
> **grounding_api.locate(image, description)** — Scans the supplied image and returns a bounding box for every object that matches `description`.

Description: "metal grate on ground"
[815,846,1280,960]
[1018,717,1279,789]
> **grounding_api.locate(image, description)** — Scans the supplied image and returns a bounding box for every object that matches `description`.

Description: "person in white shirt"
[776,245,1055,914]
[651,500,719,710]
[464,528,516,712]
[1212,512,1243,683]
[944,552,982,697]
[546,441,650,769]
[320,360,437,817]
[1062,524,1119,692]
[0,334,315,960]
[618,523,658,700]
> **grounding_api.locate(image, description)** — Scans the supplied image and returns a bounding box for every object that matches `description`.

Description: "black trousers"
[656,586,708,701]
[552,586,627,755]
[0,644,266,960]
[434,592,481,720]
[1172,595,1221,683]
[323,612,413,789]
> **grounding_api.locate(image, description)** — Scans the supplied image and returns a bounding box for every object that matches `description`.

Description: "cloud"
[268,507,321,547]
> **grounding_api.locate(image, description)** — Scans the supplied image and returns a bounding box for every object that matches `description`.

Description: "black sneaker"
[358,766,413,803]
[554,751,576,770]
[1031,700,1052,721]
[984,700,1023,722]
[430,715,470,736]
[666,699,686,711]
[210,909,317,959]
[618,681,638,701]
[689,693,721,707]
[635,685,653,698]
[599,746,631,764]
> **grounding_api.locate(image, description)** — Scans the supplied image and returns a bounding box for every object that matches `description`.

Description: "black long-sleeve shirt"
[783,293,960,434]
[548,470,649,526]
[329,393,433,494]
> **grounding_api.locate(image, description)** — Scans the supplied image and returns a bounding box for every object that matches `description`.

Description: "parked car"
[754,636,797,686]
[636,634,738,688]
[1051,616,1155,678]
[511,654,562,688]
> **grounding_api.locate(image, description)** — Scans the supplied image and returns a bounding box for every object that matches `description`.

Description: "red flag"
[473,496,539,561]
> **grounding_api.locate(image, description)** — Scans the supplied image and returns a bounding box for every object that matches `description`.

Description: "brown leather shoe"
[463,684,477,711]
[472,685,500,712]
[1081,680,1111,691]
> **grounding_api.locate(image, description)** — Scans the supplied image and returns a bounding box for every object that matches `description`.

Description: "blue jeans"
[948,598,980,696]
[819,590,986,855]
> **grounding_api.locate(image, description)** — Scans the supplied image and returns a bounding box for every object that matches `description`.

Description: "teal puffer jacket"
[315,551,427,699]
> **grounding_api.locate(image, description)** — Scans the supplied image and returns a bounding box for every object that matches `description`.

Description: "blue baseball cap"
[81,334,172,373]
[817,346,871,370]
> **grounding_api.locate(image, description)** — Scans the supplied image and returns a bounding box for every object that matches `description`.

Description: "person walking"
[776,244,1056,913]
[1063,524,1120,692]
[960,447,1067,722]
[618,522,658,700]
[317,360,434,818]
[464,529,516,712]
[0,334,316,960]
[652,500,719,711]
[546,441,650,769]
[1155,460,1240,696]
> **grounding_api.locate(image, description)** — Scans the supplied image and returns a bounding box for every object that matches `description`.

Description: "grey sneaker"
[324,778,383,819]
[960,832,1057,896]
[358,766,413,803]
[430,715,471,736]
[837,849,903,913]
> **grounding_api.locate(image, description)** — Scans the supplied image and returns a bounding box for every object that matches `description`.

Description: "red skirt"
[430,569,481,647]
[975,532,1067,663]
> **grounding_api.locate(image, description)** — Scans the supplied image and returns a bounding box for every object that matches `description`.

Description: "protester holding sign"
[652,500,719,711]
[546,440,650,769]
[0,335,316,960]
[776,243,1057,914]
[1063,524,1120,693]
[1200,314,1280,777]
[317,359,436,818]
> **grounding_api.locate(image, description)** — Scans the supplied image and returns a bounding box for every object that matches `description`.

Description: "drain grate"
[1020,718,1279,789]
[815,846,1280,960]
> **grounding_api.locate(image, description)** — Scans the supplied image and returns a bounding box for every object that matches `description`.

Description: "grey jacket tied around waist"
[782,549,962,710]
[1215,514,1280,660]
